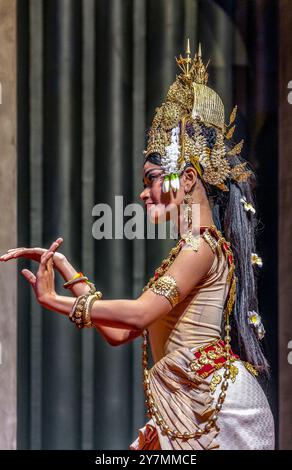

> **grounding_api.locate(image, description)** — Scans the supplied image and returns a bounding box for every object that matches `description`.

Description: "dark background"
[17,0,280,450]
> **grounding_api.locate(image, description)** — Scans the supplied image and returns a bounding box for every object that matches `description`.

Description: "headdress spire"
[175,37,193,81]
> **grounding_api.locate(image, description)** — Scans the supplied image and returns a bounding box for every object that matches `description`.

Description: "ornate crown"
[144,40,251,192]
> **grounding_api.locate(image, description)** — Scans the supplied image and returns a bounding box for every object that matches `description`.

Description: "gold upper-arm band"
[149,274,180,308]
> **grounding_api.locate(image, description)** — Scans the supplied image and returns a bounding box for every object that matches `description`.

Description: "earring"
[181,191,200,251]
[183,192,192,230]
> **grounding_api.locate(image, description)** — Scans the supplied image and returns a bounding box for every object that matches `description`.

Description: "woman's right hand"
[0,241,141,346]
[0,239,92,297]
[0,242,65,269]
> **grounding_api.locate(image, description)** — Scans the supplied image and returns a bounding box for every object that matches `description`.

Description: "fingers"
[42,250,54,266]
[48,238,63,258]
[0,249,24,260]
[7,247,26,252]
[39,238,63,272]
[0,251,14,260]
[46,238,63,257]
[0,247,43,261]
[21,269,36,286]
[0,247,25,258]
[46,252,54,270]
[1,239,63,262]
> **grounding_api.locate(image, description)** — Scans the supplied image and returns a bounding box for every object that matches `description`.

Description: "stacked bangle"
[69,291,103,329]
[83,292,103,328]
[87,282,97,295]
[65,272,102,329]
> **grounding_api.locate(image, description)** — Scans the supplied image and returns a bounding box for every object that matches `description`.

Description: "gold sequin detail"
[149,274,180,308]
[210,372,222,394]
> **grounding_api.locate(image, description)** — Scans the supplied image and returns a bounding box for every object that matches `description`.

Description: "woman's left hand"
[21,238,63,307]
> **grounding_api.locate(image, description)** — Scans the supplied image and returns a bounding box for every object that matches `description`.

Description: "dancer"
[0,42,275,450]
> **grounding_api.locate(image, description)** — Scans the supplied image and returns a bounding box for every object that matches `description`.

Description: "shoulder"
[165,233,217,302]
[136,230,220,329]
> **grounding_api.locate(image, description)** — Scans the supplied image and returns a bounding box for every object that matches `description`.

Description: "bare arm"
[41,236,215,333]
[0,245,142,347]
[55,256,143,346]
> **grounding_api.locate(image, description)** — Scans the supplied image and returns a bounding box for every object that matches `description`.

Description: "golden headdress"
[144,40,252,192]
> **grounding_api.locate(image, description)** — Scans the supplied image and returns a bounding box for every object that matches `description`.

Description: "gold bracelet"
[69,291,103,329]
[149,274,180,308]
[83,291,103,328]
[69,294,88,329]
[87,282,97,295]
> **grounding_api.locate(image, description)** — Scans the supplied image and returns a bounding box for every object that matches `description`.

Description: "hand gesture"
[20,238,63,305]
[0,238,65,266]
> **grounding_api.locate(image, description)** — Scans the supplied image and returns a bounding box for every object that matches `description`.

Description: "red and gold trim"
[190,339,239,379]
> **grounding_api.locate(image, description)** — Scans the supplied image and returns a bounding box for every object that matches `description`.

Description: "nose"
[139,187,150,202]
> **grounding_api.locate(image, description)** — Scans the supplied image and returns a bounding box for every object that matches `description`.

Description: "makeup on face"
[142,168,163,189]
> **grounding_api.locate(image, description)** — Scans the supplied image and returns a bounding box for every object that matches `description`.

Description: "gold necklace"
[141,225,237,440]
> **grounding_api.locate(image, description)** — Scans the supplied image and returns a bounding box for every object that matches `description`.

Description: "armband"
[149,274,180,308]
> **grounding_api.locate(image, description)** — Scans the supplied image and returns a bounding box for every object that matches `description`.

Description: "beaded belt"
[189,339,240,379]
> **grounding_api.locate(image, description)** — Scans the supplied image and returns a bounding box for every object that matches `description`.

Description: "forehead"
[143,161,161,173]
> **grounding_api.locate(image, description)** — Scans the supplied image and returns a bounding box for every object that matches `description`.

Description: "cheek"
[149,180,163,203]
[147,181,167,222]
[147,181,184,222]
[152,177,184,204]
[164,184,184,207]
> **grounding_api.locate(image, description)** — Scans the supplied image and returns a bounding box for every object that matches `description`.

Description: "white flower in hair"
[251,253,263,267]
[161,126,181,193]
[247,310,266,340]
[240,196,256,214]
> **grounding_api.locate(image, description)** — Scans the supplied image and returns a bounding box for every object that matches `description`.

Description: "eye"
[149,173,162,182]
[143,173,162,189]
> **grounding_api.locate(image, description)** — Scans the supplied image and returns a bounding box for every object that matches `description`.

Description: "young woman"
[0,44,275,450]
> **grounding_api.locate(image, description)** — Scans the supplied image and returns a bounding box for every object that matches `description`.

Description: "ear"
[181,166,198,192]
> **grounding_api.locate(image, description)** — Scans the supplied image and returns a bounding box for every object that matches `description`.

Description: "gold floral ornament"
[143,39,252,193]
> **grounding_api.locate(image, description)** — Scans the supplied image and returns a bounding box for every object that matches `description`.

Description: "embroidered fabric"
[128,355,275,450]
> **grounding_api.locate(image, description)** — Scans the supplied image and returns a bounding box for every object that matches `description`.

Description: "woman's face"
[139,161,186,223]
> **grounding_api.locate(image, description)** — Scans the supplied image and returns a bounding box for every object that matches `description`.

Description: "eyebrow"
[142,169,162,186]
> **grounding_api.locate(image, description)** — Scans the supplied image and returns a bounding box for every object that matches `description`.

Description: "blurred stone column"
[0,0,17,450]
[279,0,292,451]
